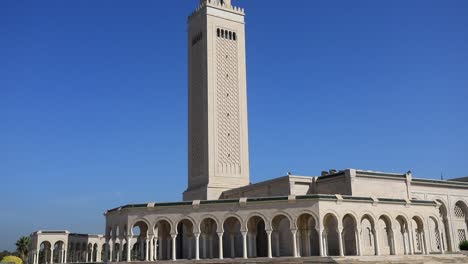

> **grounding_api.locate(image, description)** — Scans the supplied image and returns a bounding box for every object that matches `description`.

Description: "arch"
[246,215,268,258]
[435,199,452,251]
[427,216,442,253]
[454,200,468,246]
[270,211,295,230]
[342,214,358,256]
[323,213,340,256]
[154,219,173,260]
[131,220,150,261]
[271,214,294,257]
[198,215,222,233]
[245,212,270,231]
[360,214,376,256]
[297,213,319,257]
[395,215,411,255]
[199,217,219,259]
[222,216,242,258]
[131,218,151,236]
[377,215,393,255]
[53,241,66,264]
[221,213,244,232]
[38,241,52,264]
[176,218,195,260]
[411,215,426,254]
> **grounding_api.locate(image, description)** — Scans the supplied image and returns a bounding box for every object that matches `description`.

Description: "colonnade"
[105,212,446,262]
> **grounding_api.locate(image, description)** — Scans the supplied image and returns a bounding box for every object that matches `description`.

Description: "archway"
[428,217,442,253]
[377,215,393,255]
[154,220,172,260]
[271,214,293,257]
[100,244,106,263]
[92,244,98,262]
[246,216,268,258]
[222,217,242,258]
[131,220,149,261]
[176,219,195,259]
[113,242,120,262]
[86,243,92,262]
[395,215,411,255]
[200,218,218,259]
[342,214,358,256]
[323,213,340,256]
[436,200,452,252]
[454,201,468,246]
[297,213,319,256]
[411,216,426,254]
[360,215,376,256]
[38,241,51,264]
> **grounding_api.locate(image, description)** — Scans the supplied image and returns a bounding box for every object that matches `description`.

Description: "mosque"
[29,0,468,263]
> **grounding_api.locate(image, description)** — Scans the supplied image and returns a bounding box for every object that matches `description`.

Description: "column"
[373,229,381,256]
[171,235,177,261]
[242,231,248,259]
[439,226,445,254]
[149,236,154,261]
[218,233,224,259]
[125,237,131,262]
[64,250,67,264]
[337,228,344,257]
[422,230,429,255]
[292,229,298,258]
[109,242,113,262]
[317,229,324,257]
[296,230,301,257]
[266,231,272,258]
[195,233,200,260]
[50,248,54,264]
[408,230,414,255]
[392,228,398,255]
[356,229,362,256]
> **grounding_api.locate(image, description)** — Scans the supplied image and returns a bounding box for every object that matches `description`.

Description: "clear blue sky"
[1,0,467,251]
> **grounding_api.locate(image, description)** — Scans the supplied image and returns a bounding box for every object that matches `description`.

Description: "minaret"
[184,0,250,201]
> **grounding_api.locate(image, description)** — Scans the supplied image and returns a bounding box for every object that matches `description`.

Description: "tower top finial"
[200,0,232,7]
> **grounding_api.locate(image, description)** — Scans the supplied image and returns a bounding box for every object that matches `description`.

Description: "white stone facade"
[28,0,468,263]
[29,231,105,264]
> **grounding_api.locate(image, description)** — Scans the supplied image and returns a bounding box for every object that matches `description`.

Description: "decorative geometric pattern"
[458,229,466,243]
[189,34,206,178]
[455,205,465,218]
[216,28,241,175]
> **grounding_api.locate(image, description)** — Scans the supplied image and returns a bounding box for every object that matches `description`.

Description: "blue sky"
[1,0,467,251]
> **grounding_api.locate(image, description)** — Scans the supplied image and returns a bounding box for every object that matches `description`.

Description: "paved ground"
[107,254,468,264]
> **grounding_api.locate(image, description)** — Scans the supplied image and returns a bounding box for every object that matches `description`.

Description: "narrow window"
[221,29,225,38]
[233,32,237,41]
[217,28,220,37]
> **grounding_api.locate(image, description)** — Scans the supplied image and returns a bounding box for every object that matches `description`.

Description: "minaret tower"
[184,0,250,201]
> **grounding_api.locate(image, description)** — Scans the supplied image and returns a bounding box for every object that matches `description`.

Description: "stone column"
[218,232,224,259]
[292,229,298,258]
[422,230,429,255]
[439,226,445,254]
[154,236,159,261]
[392,228,398,255]
[356,229,362,256]
[145,238,149,261]
[149,236,154,261]
[242,231,248,259]
[171,234,177,261]
[266,231,272,258]
[317,229,324,257]
[373,229,381,256]
[194,233,200,260]
[337,228,344,257]
[126,237,131,262]
[50,248,54,264]
[408,230,414,255]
